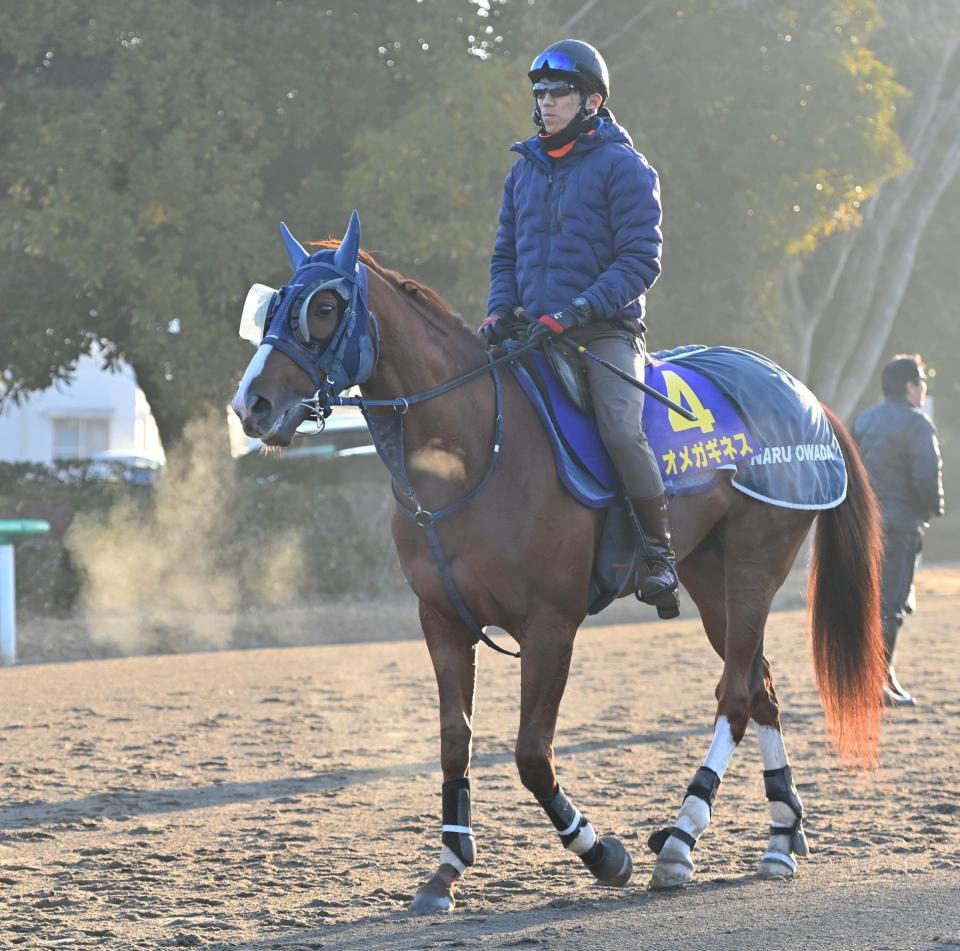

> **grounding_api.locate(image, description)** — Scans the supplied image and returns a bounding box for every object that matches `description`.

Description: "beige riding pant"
[568,325,665,502]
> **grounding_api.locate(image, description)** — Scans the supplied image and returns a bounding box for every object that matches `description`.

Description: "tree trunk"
[780,32,960,419]
[128,359,190,454]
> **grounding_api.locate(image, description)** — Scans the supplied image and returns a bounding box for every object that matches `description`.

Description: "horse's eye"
[308,297,336,320]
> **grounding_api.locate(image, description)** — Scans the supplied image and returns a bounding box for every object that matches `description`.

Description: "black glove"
[478,304,515,346]
[528,296,593,344]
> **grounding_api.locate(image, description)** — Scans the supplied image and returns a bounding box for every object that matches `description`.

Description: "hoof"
[757,851,797,879]
[587,836,633,886]
[409,885,455,915]
[648,849,694,890]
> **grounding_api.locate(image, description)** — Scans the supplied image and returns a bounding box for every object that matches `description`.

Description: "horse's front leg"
[410,601,479,914]
[516,617,633,887]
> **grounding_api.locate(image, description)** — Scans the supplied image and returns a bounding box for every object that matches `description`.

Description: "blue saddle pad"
[512,345,847,511]
[510,351,616,508]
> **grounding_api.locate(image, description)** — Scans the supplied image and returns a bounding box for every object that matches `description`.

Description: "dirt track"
[1,569,959,950]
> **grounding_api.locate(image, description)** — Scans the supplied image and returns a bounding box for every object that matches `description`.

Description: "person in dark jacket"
[852,354,944,706]
[478,39,678,617]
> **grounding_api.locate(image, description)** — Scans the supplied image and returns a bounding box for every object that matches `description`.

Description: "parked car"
[85,450,165,487]
[233,405,381,483]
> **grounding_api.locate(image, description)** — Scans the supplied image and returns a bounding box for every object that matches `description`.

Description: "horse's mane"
[307,240,470,337]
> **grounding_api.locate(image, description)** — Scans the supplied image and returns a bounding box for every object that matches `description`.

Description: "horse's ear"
[334,210,361,273]
[280,221,308,269]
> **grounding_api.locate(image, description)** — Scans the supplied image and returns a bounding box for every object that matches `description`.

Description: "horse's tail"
[808,405,885,765]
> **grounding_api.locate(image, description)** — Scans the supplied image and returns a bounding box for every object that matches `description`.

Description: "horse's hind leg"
[750,664,809,878]
[515,616,633,887]
[410,602,480,914]
[649,503,811,889]
[648,536,734,888]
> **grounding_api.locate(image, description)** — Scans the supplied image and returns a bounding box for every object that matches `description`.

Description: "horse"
[231,212,886,912]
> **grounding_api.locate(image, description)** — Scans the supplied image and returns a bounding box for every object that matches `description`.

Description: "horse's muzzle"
[238,394,311,447]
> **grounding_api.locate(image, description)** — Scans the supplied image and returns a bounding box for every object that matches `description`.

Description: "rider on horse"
[480,39,678,613]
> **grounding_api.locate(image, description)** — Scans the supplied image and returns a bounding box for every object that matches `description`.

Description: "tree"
[0,0,512,447]
[780,0,960,416]
[0,0,919,446]
[581,1,908,359]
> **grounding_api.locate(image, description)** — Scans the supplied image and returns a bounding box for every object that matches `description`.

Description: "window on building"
[52,418,110,460]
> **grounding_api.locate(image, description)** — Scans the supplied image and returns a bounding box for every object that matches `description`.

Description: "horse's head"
[231,211,378,446]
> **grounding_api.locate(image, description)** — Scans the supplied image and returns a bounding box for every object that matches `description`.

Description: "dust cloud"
[66,414,310,656]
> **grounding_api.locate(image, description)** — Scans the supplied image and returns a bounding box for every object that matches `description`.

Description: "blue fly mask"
[238,210,380,392]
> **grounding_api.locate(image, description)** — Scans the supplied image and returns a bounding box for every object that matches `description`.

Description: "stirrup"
[637,568,680,619]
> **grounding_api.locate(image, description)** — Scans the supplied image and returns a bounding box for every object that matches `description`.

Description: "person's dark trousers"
[880,527,922,700]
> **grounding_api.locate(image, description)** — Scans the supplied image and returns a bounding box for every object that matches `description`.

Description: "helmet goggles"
[530,50,580,74]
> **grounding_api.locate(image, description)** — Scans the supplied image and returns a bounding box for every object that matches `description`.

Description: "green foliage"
[0,0,910,443]
[338,61,527,316]
[599,0,908,353]
[0,1,507,444]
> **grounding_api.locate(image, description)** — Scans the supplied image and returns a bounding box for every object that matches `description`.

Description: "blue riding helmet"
[528,39,609,101]
[239,211,380,393]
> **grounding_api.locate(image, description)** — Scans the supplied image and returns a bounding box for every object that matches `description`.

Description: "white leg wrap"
[439,844,467,875]
[659,717,738,866]
[752,721,807,871]
[753,721,789,770]
[564,821,598,857]
[703,715,737,778]
[658,795,710,866]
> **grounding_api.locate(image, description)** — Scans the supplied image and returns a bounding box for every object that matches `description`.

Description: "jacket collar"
[511,109,630,167]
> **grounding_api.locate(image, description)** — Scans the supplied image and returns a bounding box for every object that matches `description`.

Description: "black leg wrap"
[646,766,719,856]
[763,766,804,820]
[763,766,806,853]
[686,766,721,813]
[538,786,611,875]
[538,785,581,837]
[441,777,475,867]
[647,826,697,855]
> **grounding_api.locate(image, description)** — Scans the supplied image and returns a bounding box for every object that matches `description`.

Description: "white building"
[0,351,164,465]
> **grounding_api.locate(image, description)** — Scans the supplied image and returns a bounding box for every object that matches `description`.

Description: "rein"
[303,340,545,659]
[304,336,542,416]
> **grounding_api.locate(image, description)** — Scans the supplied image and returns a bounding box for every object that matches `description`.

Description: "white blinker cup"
[238,283,278,346]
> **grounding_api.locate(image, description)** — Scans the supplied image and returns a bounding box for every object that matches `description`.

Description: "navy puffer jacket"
[487,111,662,331]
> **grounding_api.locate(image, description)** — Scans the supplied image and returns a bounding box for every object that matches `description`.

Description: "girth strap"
[422,520,519,657]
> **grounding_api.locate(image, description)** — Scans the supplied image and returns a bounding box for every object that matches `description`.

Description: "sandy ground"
[1,569,959,950]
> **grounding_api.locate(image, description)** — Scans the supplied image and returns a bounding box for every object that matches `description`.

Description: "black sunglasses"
[532,81,580,101]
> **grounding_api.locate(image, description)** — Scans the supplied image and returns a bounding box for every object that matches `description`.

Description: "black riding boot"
[632,493,680,619]
[882,617,916,706]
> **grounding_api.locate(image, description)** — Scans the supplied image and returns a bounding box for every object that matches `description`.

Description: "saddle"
[543,340,592,415]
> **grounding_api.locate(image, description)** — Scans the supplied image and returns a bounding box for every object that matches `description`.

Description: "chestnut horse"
[231,214,885,912]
